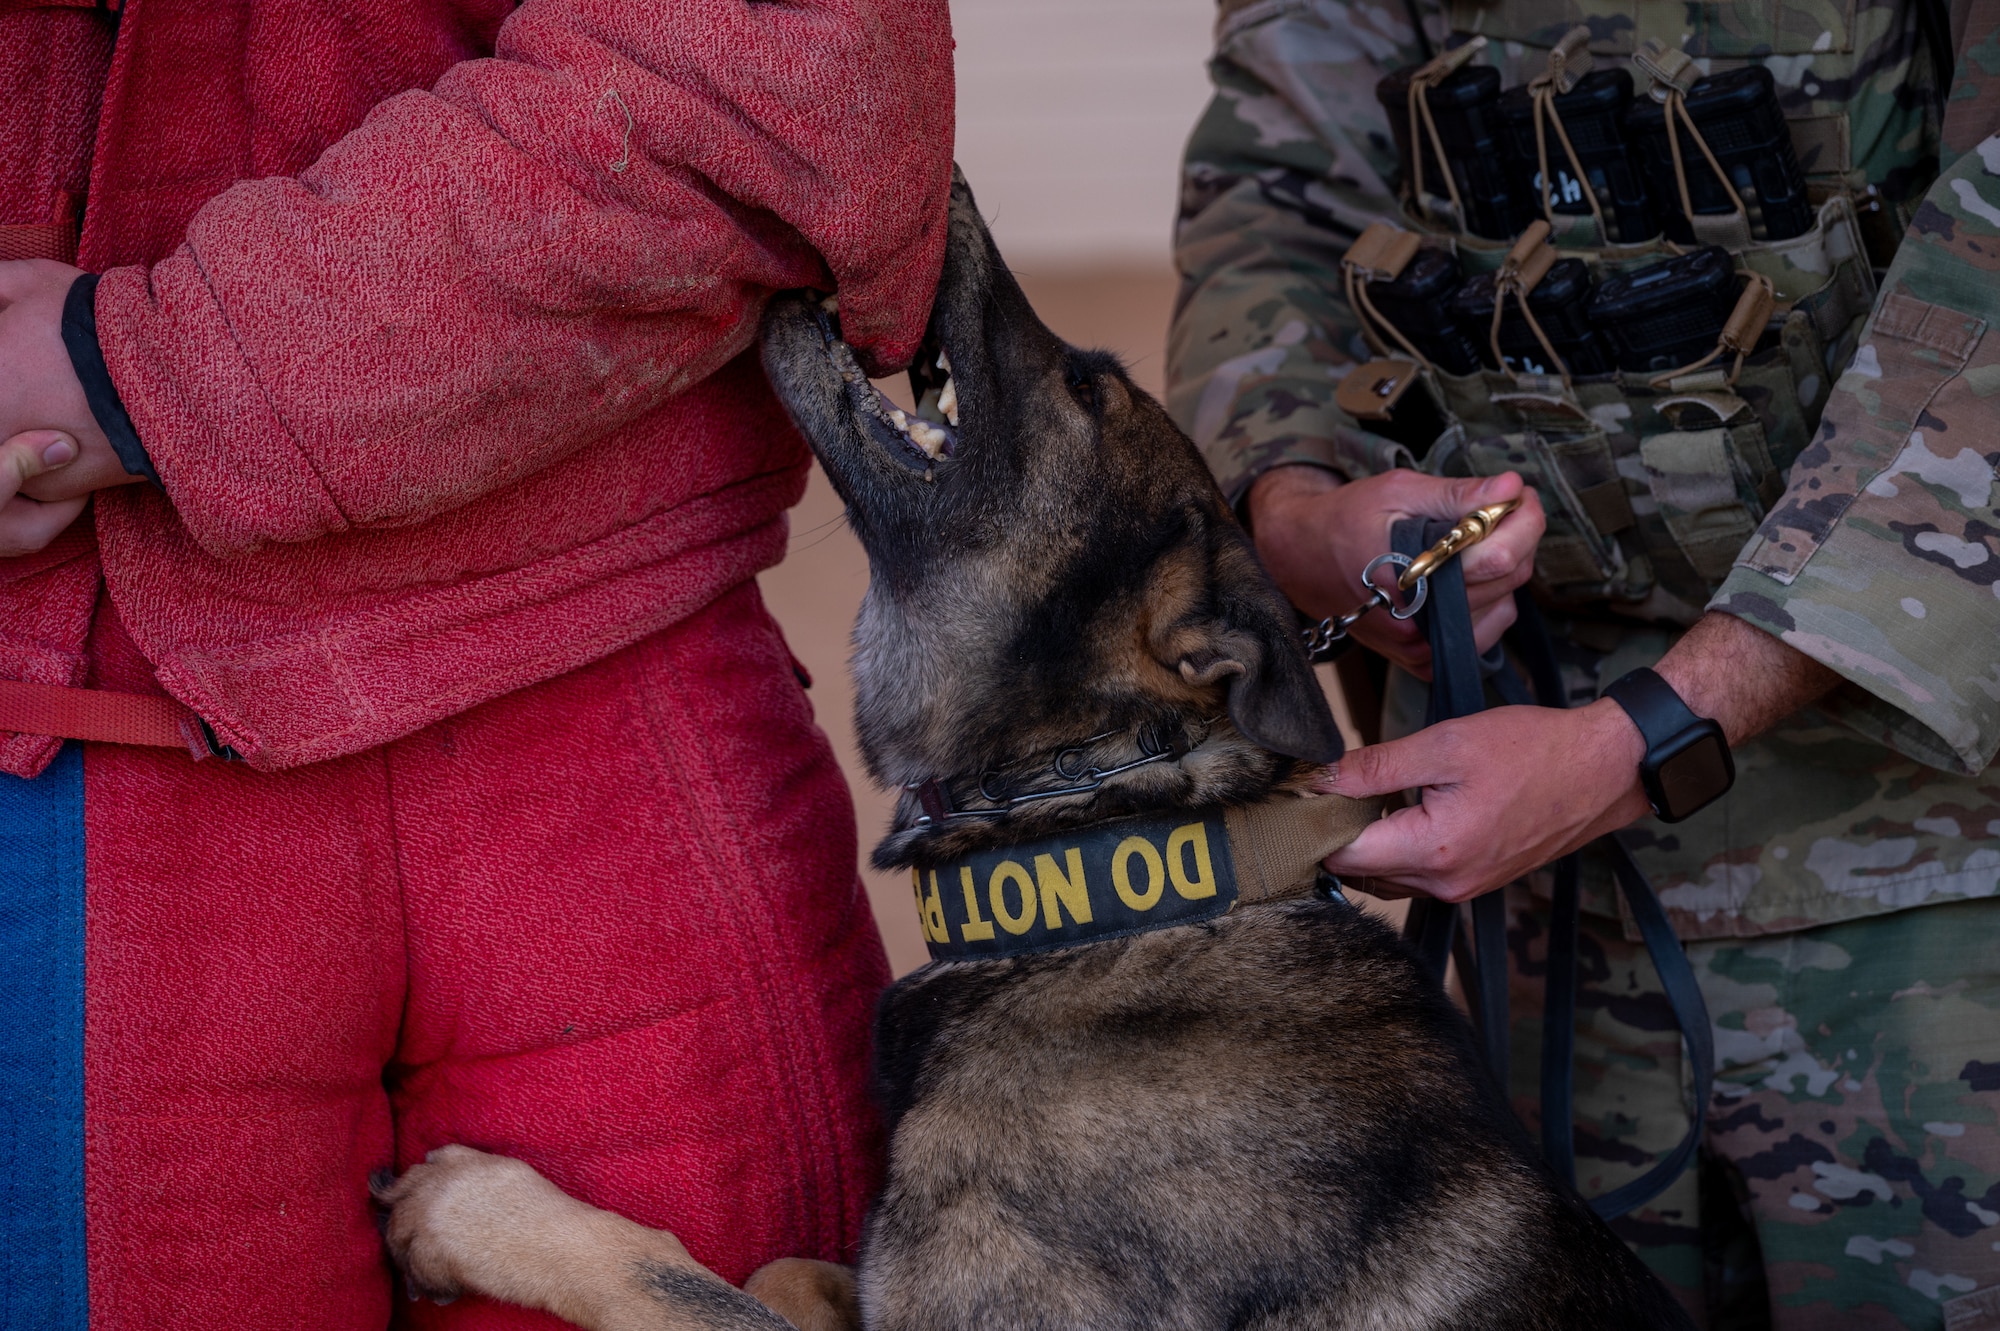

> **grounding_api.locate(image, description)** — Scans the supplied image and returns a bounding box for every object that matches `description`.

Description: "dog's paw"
[375,1145,566,1306]
[746,1258,862,1331]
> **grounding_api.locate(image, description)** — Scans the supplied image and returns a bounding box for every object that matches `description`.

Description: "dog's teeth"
[908,419,949,458]
[889,408,909,430]
[938,376,958,427]
[820,294,840,313]
[937,349,950,372]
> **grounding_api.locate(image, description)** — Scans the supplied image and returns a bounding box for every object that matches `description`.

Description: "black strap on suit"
[1385,517,1712,1220]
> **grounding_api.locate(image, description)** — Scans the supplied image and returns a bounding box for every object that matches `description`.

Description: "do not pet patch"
[911,810,1241,962]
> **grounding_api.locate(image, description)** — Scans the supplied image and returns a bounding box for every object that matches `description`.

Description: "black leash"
[1385,515,1712,1220]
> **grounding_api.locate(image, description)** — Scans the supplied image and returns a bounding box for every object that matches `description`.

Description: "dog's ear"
[1175,535,1345,765]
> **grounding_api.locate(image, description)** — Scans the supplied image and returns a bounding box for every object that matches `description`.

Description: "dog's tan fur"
[375,174,1692,1331]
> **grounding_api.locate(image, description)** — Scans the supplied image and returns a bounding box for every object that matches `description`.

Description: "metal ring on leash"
[1363,553,1428,620]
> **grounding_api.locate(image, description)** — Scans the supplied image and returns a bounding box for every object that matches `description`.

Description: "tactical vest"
[1351,0,1942,620]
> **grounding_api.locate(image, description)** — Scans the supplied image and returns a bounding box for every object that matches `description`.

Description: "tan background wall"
[944,0,1218,267]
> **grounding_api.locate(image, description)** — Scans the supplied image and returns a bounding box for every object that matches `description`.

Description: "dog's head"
[761,173,1342,866]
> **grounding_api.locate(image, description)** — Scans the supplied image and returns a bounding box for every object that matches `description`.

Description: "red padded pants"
[78,580,888,1327]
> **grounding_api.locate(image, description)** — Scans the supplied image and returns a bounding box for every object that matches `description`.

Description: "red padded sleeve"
[92,0,953,556]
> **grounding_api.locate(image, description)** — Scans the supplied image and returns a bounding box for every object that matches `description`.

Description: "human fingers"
[18,432,144,502]
[0,256,84,303]
[1399,469,1523,525]
[1317,727,1483,898]
[1348,615,1432,677]
[1318,728,1460,802]
[1324,703,1651,900]
[1317,805,1456,896]
[1348,585,1514,678]
[1467,592,1519,655]
[0,493,88,557]
[0,431,86,557]
[1394,472,1540,595]
[1460,480,1544,587]
[1464,553,1534,617]
[0,430,78,505]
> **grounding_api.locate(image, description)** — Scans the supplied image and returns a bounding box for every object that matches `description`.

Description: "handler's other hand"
[1247,466,1543,677]
[1318,699,1651,901]
[0,259,145,555]
[0,430,89,556]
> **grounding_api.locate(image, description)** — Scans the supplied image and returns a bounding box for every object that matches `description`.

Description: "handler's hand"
[0,259,146,554]
[1247,466,1543,677]
[1318,699,1650,901]
[0,429,89,556]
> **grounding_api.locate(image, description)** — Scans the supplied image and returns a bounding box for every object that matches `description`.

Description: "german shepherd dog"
[375,175,1692,1331]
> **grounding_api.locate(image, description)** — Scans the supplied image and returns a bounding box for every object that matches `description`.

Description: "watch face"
[1653,728,1734,822]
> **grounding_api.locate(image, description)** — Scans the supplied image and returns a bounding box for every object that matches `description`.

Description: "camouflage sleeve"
[1712,15,2000,776]
[1164,0,1438,507]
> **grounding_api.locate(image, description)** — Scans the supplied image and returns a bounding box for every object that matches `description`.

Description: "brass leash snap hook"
[1400,495,1524,590]
[1298,495,1526,661]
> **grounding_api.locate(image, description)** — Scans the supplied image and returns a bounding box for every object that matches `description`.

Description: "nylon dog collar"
[910,793,1380,962]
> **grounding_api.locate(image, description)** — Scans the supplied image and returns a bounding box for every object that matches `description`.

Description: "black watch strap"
[1603,666,1699,742]
[1604,667,1735,823]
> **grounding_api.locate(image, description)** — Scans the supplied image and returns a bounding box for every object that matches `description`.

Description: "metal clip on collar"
[1300,497,1522,662]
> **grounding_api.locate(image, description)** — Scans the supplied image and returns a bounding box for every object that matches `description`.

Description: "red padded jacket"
[0,0,952,775]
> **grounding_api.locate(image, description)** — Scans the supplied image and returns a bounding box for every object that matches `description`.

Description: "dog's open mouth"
[812,296,959,470]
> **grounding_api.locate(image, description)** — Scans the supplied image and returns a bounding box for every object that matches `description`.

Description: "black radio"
[1364,247,1485,376]
[1624,65,1813,242]
[1376,62,1534,242]
[1449,257,1614,377]
[1585,245,1741,374]
[1497,69,1658,245]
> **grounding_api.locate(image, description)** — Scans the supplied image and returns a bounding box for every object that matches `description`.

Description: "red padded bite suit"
[0,1,950,1324]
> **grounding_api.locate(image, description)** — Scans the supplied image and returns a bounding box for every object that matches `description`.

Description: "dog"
[374,174,1694,1331]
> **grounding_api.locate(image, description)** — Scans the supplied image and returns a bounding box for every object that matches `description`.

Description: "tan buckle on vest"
[1500,220,1558,294]
[1335,359,1420,421]
[1411,34,1488,87]
[1634,37,1699,97]
[1720,276,1776,354]
[1344,222,1421,283]
[1537,26,1594,95]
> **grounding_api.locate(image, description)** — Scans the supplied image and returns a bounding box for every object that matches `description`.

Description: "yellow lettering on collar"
[1167,822,1218,900]
[958,865,995,942]
[989,860,1038,935]
[1035,848,1092,928]
[913,869,950,945]
[1112,835,1166,910]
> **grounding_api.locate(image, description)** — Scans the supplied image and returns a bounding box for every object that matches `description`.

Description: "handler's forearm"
[1652,611,1841,748]
[1245,462,1341,536]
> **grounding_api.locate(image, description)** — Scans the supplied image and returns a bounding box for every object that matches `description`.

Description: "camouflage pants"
[1503,886,2000,1330]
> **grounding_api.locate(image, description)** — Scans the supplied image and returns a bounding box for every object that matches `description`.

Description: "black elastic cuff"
[61,273,158,485]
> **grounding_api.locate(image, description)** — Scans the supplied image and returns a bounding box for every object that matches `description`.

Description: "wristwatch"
[1603,667,1735,823]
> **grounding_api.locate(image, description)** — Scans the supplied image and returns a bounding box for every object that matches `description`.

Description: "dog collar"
[908,793,1380,963]
[904,718,1213,826]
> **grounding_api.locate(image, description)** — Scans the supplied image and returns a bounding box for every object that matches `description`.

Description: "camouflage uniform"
[1167,0,2000,1323]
